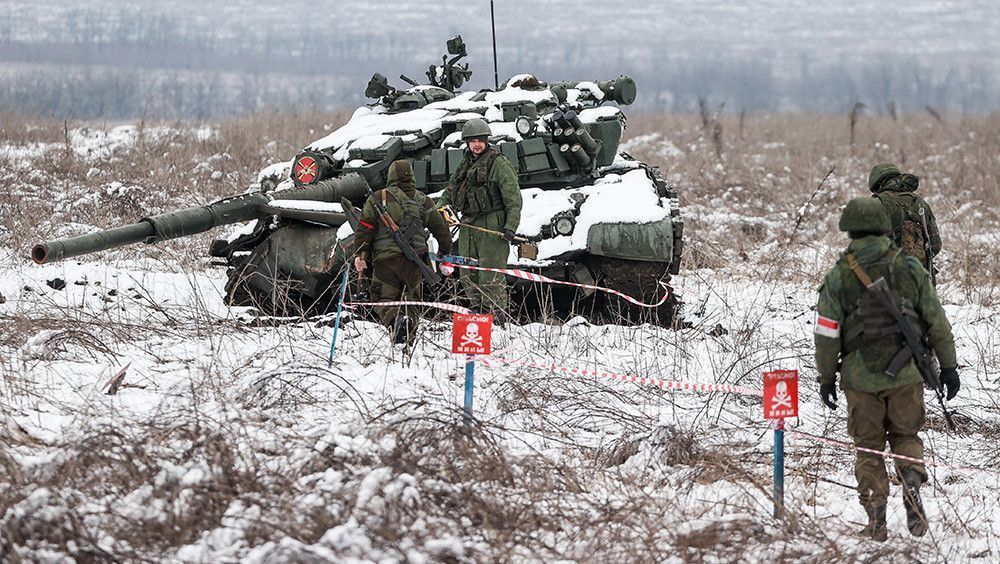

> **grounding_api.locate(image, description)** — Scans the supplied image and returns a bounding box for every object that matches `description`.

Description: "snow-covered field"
[2,116,999,561]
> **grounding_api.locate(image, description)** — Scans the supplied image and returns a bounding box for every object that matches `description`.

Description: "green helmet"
[839,197,890,235]
[868,163,901,192]
[461,118,491,141]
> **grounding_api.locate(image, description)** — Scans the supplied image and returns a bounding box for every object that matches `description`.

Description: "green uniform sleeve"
[926,205,942,257]
[491,155,522,232]
[436,183,452,207]
[355,196,379,258]
[911,260,957,368]
[424,200,453,255]
[814,270,844,385]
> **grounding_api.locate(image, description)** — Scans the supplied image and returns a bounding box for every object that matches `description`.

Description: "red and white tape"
[788,428,994,475]
[448,263,671,308]
[482,355,763,396]
[344,300,471,314]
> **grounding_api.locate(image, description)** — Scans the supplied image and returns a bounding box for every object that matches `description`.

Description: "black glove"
[939,367,960,400]
[502,229,517,243]
[820,383,838,410]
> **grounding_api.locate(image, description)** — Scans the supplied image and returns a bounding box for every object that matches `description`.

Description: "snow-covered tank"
[216,36,683,322]
[31,36,682,322]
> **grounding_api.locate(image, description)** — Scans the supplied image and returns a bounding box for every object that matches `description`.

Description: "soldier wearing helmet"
[868,163,942,269]
[814,197,959,541]
[437,118,523,320]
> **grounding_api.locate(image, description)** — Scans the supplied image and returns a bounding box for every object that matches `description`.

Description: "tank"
[33,36,683,323]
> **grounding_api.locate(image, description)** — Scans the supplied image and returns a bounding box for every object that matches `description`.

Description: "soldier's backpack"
[874,175,927,261]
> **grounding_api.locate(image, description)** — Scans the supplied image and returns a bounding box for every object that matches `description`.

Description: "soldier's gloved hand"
[939,367,960,400]
[820,383,839,410]
[502,229,517,243]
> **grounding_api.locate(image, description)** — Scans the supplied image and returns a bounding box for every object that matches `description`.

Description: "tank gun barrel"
[32,173,369,264]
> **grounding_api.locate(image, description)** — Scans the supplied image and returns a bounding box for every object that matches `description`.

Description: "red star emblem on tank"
[294,156,318,184]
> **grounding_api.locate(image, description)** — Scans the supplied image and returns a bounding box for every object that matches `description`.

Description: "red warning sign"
[763,369,799,420]
[451,313,492,355]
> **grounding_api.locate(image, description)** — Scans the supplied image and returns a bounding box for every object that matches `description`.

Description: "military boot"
[490,309,507,328]
[901,468,928,537]
[392,315,413,345]
[860,503,888,542]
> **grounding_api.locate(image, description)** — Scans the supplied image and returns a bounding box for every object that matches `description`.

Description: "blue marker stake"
[774,418,785,518]
[327,268,350,367]
[463,354,475,426]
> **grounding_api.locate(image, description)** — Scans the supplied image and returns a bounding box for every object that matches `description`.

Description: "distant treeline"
[0,9,995,118]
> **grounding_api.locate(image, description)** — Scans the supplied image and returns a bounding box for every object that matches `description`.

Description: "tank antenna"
[490,0,500,89]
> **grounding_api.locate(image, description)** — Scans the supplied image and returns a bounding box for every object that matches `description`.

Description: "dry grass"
[623,111,1000,295]
[2,108,998,561]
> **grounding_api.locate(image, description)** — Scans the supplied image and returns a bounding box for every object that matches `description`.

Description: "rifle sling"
[846,253,874,286]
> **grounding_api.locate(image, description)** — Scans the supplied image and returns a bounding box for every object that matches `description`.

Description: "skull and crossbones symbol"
[460,322,483,348]
[772,381,793,409]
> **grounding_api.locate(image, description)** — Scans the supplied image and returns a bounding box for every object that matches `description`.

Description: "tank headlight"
[515,116,535,136]
[552,214,576,236]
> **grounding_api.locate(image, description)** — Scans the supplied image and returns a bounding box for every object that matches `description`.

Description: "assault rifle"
[363,190,442,287]
[847,255,956,430]
[918,207,936,285]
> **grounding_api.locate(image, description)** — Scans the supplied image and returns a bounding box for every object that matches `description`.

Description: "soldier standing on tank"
[354,160,453,344]
[814,197,960,541]
[868,163,942,270]
[437,118,523,322]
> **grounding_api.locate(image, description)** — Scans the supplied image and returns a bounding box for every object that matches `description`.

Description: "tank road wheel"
[589,257,680,327]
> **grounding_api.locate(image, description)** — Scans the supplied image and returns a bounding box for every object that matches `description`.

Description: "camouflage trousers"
[370,255,423,331]
[845,381,927,509]
[458,222,509,312]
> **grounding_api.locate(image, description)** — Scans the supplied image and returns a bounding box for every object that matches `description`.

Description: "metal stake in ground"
[327,268,350,367]
[464,355,475,426]
[763,369,799,518]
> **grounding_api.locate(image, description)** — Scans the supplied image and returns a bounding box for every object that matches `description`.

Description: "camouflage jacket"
[356,179,452,262]
[438,146,522,232]
[814,235,956,393]
[873,175,941,260]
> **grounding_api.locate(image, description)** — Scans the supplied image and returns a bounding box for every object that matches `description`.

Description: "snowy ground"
[2,117,999,561]
[2,247,998,561]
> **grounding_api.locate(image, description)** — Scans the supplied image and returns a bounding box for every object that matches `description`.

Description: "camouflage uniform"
[355,160,452,340]
[814,198,958,540]
[437,128,522,313]
[869,163,941,264]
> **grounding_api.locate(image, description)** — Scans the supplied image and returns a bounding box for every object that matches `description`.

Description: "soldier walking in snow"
[437,118,522,323]
[868,163,942,279]
[813,198,960,541]
[354,160,453,344]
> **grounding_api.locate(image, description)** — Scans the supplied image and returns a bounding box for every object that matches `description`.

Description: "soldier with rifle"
[869,163,942,282]
[354,160,453,345]
[814,198,960,541]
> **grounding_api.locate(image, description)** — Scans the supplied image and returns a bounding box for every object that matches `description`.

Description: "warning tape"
[447,263,671,308]
[482,355,763,397]
[787,428,994,475]
[344,300,471,314]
